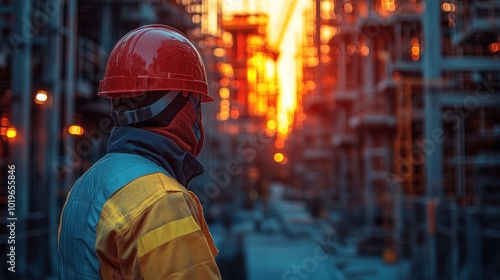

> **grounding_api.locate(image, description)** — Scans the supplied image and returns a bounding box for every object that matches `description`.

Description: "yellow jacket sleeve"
[95,173,221,279]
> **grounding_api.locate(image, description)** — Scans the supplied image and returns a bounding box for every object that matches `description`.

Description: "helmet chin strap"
[111,90,180,125]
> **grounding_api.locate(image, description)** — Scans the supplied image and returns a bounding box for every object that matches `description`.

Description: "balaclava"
[111,91,204,156]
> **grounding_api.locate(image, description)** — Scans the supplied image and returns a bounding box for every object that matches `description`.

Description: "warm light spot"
[267,119,277,130]
[68,125,84,136]
[441,3,455,12]
[382,0,396,12]
[320,55,331,64]
[265,59,276,80]
[35,90,48,104]
[392,72,401,81]
[247,35,264,46]
[411,45,420,56]
[213,47,226,57]
[6,127,17,138]
[219,87,230,99]
[218,62,234,77]
[230,108,240,119]
[218,112,230,121]
[220,78,230,87]
[410,38,420,61]
[280,156,288,165]
[0,127,6,136]
[275,139,285,149]
[489,42,500,53]
[1,117,9,127]
[306,80,316,91]
[191,14,201,24]
[343,2,353,13]
[247,67,257,83]
[274,152,285,163]
[320,45,330,54]
[441,3,451,12]
[320,25,335,43]
[220,99,230,108]
[346,44,357,55]
[297,112,307,122]
[360,45,370,56]
[222,32,233,47]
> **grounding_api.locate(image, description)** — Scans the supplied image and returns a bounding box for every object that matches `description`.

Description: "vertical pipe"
[11,0,31,276]
[456,114,463,196]
[364,38,375,104]
[340,149,347,209]
[423,0,443,200]
[44,1,62,275]
[338,41,346,91]
[100,1,113,54]
[64,0,77,191]
[315,0,321,96]
[365,133,374,231]
[423,1,442,279]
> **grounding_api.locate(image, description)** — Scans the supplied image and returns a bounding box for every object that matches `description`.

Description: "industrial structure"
[0,0,234,278]
[289,0,500,279]
[1,0,499,279]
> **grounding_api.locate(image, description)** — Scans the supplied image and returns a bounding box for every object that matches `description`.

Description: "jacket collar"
[107,126,204,187]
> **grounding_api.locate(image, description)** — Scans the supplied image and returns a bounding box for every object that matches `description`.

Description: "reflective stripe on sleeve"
[137,215,201,258]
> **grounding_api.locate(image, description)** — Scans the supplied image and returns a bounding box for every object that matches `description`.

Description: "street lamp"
[6,127,17,138]
[68,125,84,136]
[35,90,48,105]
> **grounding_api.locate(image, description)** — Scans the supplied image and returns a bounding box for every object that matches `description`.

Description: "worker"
[57,25,221,279]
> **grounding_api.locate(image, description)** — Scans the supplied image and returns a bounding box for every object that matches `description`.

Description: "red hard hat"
[98,24,213,102]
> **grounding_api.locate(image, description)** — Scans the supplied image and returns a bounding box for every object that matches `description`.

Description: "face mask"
[143,95,204,156]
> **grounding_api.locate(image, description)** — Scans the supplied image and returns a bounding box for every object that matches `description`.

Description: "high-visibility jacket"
[58,126,221,279]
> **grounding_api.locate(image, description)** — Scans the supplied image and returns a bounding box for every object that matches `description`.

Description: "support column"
[11,0,31,276]
[423,2,442,280]
[100,0,113,54]
[364,132,375,231]
[44,1,62,276]
[64,0,77,190]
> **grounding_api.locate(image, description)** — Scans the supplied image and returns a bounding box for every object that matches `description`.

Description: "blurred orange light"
[382,0,396,12]
[68,125,84,136]
[274,152,284,163]
[275,139,285,149]
[230,108,240,119]
[222,32,233,47]
[1,117,9,127]
[411,45,420,56]
[0,127,6,136]
[6,127,17,138]
[441,3,455,12]
[280,156,288,165]
[343,3,353,13]
[220,78,230,87]
[306,81,316,91]
[35,90,48,104]
[297,112,307,122]
[320,45,330,54]
[360,45,370,56]
[191,14,201,24]
[489,43,500,53]
[219,87,230,99]
[267,119,277,130]
[213,48,226,57]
